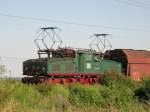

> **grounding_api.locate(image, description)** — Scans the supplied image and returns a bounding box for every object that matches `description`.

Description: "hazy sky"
[0,0,150,59]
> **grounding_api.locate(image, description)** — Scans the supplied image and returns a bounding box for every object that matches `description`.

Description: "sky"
[0,0,150,76]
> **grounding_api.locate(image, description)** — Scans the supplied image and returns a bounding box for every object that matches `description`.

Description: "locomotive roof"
[38,48,100,53]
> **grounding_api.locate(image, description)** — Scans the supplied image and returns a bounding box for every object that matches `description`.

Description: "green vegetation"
[0,74,150,112]
[0,64,7,75]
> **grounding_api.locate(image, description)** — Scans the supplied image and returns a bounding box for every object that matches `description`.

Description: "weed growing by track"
[0,74,149,112]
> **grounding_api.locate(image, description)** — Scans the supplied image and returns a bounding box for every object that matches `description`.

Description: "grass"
[0,74,149,112]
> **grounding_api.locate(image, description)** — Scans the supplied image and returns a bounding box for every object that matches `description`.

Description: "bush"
[101,71,137,89]
[69,84,101,106]
[0,77,149,112]
[33,83,52,95]
[134,77,150,102]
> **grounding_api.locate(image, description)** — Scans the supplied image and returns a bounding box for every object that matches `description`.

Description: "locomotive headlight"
[25,67,28,71]
[42,67,46,71]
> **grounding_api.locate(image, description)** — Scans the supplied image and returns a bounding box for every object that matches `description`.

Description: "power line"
[0,12,149,32]
[127,0,150,6]
[113,0,150,10]
[0,56,30,60]
[115,0,150,8]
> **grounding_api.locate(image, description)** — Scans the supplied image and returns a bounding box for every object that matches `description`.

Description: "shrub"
[134,76,150,102]
[0,77,149,112]
[33,83,53,95]
[69,84,101,106]
[101,71,136,89]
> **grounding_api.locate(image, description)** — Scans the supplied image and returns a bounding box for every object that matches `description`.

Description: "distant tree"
[0,64,7,75]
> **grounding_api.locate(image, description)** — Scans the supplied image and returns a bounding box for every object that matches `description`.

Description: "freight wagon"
[108,49,150,80]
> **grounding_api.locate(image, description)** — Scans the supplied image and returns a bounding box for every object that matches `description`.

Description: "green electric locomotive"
[22,27,122,84]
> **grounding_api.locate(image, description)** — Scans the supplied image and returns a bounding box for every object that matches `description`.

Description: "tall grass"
[0,74,149,112]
